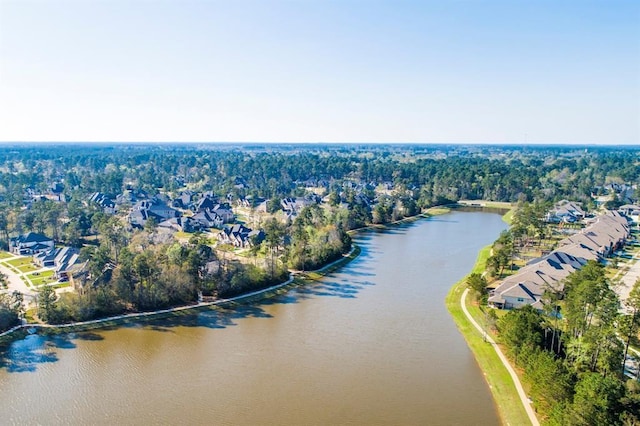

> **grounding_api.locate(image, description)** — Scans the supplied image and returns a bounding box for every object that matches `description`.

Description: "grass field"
[50,282,71,289]
[27,270,57,286]
[445,245,533,426]
[0,251,13,259]
[424,206,451,216]
[6,256,37,270]
[502,209,515,225]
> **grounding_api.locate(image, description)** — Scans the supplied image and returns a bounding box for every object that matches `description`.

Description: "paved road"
[461,288,539,426]
[618,257,640,311]
[0,256,37,304]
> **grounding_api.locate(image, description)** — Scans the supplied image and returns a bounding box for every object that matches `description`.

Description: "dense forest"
[0,143,637,211]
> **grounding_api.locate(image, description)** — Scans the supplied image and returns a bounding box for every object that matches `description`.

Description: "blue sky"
[0,0,638,144]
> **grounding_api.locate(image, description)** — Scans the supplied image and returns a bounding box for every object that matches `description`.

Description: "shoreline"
[0,244,361,341]
[444,207,536,426]
[0,203,499,342]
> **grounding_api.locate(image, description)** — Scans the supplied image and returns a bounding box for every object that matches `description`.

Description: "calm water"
[0,211,506,425]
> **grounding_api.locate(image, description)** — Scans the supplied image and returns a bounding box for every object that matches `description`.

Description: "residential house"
[10,232,55,255]
[489,210,629,310]
[619,204,640,223]
[546,200,586,223]
[89,192,117,214]
[157,217,201,234]
[217,224,264,248]
[33,246,81,281]
[171,191,196,209]
[281,195,321,219]
[192,210,224,229]
[210,204,234,223]
[129,198,180,228]
[195,195,220,213]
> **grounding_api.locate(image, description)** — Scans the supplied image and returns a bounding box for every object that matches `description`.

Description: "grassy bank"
[445,207,532,426]
[445,245,531,426]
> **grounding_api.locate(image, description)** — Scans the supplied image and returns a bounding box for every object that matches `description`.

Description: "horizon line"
[0,140,638,147]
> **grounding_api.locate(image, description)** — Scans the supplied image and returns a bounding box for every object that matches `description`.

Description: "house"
[212,204,234,223]
[619,204,640,223]
[281,195,321,217]
[129,198,180,228]
[236,197,251,208]
[217,225,264,248]
[192,209,224,229]
[195,195,220,213]
[89,192,117,214]
[157,217,201,234]
[171,191,196,209]
[53,247,81,281]
[32,246,81,281]
[489,210,629,310]
[10,233,55,255]
[546,200,586,223]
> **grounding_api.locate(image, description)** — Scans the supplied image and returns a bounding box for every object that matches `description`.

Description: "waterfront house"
[489,210,629,310]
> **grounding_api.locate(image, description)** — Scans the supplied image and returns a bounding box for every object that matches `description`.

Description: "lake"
[0,211,507,425]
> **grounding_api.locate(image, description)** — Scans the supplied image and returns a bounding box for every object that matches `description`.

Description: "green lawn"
[0,251,13,259]
[17,264,38,273]
[27,270,57,286]
[50,282,71,289]
[424,206,451,216]
[445,245,533,426]
[502,209,515,225]
[174,231,193,239]
[6,256,36,269]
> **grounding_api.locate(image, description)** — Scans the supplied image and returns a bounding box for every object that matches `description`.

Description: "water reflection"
[0,211,505,426]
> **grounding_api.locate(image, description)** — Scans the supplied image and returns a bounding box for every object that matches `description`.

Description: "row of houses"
[488,210,630,310]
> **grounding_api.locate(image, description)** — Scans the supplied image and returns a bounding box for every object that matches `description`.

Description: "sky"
[0,0,638,144]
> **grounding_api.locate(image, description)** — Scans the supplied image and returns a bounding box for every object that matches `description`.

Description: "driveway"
[617,257,640,311]
[0,257,37,305]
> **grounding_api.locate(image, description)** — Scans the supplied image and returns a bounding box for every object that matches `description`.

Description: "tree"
[498,305,544,362]
[0,291,23,331]
[263,218,285,278]
[621,278,640,375]
[466,273,487,300]
[569,373,624,426]
[563,261,621,374]
[37,285,58,323]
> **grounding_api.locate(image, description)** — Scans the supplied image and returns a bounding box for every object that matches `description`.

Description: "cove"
[0,211,507,425]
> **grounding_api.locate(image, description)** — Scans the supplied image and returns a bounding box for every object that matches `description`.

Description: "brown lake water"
[0,211,507,425]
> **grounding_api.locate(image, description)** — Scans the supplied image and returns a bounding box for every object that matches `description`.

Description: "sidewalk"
[460,288,539,426]
[0,258,37,305]
[617,257,640,311]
